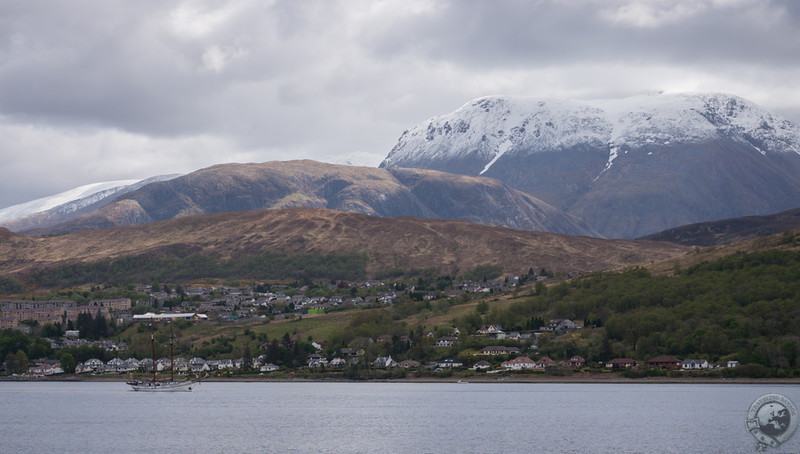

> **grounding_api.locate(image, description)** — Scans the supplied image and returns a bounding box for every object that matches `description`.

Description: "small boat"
[127,376,196,392]
[127,328,202,392]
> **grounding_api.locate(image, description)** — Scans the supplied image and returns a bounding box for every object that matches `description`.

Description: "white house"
[681,359,710,370]
[372,356,396,368]
[260,363,279,372]
[501,356,536,370]
[189,357,210,373]
[437,358,464,368]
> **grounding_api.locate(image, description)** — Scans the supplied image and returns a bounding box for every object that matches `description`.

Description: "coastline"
[3,373,800,385]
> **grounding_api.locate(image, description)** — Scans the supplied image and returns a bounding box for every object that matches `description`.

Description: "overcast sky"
[1,0,799,208]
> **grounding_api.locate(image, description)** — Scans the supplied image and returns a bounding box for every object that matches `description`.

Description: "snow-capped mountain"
[381,92,800,238]
[0,175,180,232]
[0,181,139,223]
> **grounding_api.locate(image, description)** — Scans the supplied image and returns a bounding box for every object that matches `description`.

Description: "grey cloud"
[0,0,798,209]
[362,0,800,69]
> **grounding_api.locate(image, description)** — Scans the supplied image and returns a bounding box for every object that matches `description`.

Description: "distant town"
[1,276,742,380]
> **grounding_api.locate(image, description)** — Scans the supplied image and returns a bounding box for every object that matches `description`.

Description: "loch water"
[2,381,799,453]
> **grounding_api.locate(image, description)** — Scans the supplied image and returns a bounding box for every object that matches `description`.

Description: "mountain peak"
[381,92,800,238]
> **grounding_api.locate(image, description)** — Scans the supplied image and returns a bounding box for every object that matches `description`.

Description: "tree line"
[23,252,368,288]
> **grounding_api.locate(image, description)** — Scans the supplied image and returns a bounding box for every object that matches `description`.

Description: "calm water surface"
[2,381,799,453]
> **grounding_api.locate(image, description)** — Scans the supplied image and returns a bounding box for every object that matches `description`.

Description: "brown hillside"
[0,208,689,278]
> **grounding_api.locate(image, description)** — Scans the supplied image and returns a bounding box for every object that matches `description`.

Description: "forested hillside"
[476,249,800,369]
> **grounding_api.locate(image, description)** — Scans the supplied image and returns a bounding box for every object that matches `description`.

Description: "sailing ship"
[127,325,201,392]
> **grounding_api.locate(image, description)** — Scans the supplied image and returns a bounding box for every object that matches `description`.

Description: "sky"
[1,0,799,209]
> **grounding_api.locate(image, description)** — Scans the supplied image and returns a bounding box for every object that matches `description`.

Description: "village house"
[501,356,537,370]
[156,358,172,372]
[397,359,421,369]
[534,356,556,368]
[477,324,504,335]
[132,312,209,323]
[605,358,636,370]
[681,359,710,370]
[27,361,63,376]
[378,294,397,304]
[76,358,105,374]
[645,355,682,370]
[347,297,366,307]
[138,358,154,372]
[107,357,126,373]
[260,363,279,373]
[307,354,328,368]
[173,358,190,373]
[435,337,459,348]
[361,280,384,288]
[478,346,521,356]
[542,319,579,334]
[372,356,396,368]
[190,357,210,373]
[565,355,586,368]
[121,358,140,373]
[437,358,464,369]
[472,360,492,371]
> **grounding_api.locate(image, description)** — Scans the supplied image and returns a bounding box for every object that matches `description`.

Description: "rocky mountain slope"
[0,208,688,279]
[380,92,800,238]
[20,160,598,237]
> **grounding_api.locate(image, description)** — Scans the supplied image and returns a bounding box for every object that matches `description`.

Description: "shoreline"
[3,374,800,385]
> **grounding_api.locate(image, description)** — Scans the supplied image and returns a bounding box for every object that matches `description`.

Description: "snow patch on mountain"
[480,139,512,175]
[320,151,386,168]
[595,145,620,182]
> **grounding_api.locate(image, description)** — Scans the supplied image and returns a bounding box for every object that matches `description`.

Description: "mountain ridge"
[640,207,800,247]
[15,160,599,238]
[0,208,688,280]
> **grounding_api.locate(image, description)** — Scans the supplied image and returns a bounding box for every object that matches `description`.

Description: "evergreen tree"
[60,352,77,374]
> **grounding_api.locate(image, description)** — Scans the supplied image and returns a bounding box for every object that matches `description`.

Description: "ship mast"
[170,322,175,382]
[150,333,157,384]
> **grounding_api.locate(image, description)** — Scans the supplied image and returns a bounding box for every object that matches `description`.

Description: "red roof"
[608,358,635,364]
[646,356,681,363]
[506,356,535,364]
